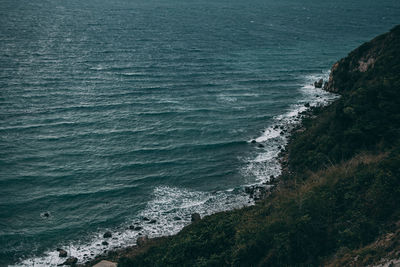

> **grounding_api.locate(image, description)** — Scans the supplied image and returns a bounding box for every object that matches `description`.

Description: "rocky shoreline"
[55,80,331,267]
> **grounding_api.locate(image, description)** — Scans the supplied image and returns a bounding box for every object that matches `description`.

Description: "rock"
[134,226,142,231]
[258,144,264,148]
[191,213,201,222]
[142,217,150,221]
[173,216,182,221]
[57,248,67,258]
[103,231,112,238]
[63,256,78,266]
[148,219,157,224]
[93,260,117,267]
[314,79,323,88]
[245,185,271,200]
[102,241,108,246]
[304,103,310,107]
[41,211,51,218]
[137,235,148,247]
[129,225,135,230]
[250,139,256,144]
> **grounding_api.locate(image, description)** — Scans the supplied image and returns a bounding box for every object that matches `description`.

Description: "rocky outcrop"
[324,25,400,94]
[314,79,323,88]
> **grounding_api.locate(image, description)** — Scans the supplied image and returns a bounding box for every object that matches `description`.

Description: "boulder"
[191,213,201,222]
[93,260,117,267]
[250,139,257,144]
[134,226,142,231]
[173,216,182,221]
[103,231,112,238]
[314,79,323,88]
[57,248,67,258]
[304,103,310,107]
[102,241,109,246]
[63,256,78,266]
[137,235,149,247]
[148,219,157,224]
[142,217,150,221]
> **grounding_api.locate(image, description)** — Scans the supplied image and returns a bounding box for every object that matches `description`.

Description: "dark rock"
[250,139,256,143]
[258,144,264,148]
[63,257,78,266]
[57,248,67,258]
[137,235,148,247]
[314,79,323,88]
[191,213,201,222]
[102,241,109,246]
[148,219,156,224]
[129,225,135,230]
[173,216,182,221]
[304,103,310,107]
[245,185,271,200]
[142,217,150,221]
[134,226,142,231]
[103,231,112,238]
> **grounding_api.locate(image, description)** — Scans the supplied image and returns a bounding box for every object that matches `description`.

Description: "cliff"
[113,26,400,267]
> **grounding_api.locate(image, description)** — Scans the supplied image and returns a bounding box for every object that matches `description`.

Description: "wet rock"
[102,241,109,246]
[148,219,157,224]
[137,235,149,247]
[63,256,78,266]
[173,216,182,221]
[129,225,135,230]
[314,79,323,88]
[304,103,310,107]
[191,213,201,222]
[142,217,150,221]
[250,139,256,144]
[258,144,265,148]
[57,248,67,258]
[103,231,112,238]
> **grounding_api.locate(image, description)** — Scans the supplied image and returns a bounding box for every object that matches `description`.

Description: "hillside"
[116,25,400,267]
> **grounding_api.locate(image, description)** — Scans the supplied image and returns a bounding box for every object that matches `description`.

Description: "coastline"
[77,81,339,267]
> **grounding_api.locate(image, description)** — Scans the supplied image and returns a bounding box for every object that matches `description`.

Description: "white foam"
[243,71,338,182]
[17,186,252,266]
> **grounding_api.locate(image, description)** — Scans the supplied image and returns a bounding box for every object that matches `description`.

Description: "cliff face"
[324,25,400,93]
[117,26,400,267]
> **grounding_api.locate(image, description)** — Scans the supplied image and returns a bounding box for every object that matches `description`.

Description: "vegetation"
[118,25,400,267]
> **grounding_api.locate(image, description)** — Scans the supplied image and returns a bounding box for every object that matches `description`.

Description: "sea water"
[0,0,399,265]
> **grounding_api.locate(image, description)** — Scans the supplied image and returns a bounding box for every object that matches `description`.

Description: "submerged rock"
[103,231,112,238]
[191,213,201,222]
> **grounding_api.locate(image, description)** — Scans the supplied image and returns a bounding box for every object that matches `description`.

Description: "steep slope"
[117,25,400,267]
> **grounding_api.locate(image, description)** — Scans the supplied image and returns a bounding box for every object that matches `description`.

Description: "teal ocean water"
[1,0,399,265]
